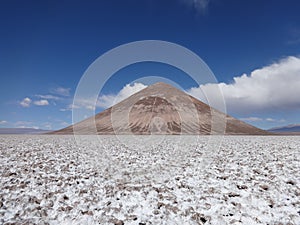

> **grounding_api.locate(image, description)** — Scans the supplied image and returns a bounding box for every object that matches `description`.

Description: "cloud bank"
[187,56,300,114]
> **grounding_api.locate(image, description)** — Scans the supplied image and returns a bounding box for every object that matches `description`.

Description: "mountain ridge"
[268,124,300,133]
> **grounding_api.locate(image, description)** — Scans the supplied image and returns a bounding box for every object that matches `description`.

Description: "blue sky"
[1,0,300,130]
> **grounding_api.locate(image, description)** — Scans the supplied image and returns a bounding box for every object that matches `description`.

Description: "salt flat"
[0,135,299,225]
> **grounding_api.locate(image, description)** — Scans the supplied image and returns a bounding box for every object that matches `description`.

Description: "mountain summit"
[53,82,268,135]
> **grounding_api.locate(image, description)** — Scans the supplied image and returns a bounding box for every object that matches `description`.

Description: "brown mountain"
[53,82,269,135]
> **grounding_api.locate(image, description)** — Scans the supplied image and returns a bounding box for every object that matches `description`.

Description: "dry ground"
[0,135,299,224]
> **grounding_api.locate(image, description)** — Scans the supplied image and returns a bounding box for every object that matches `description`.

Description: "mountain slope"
[53,82,269,135]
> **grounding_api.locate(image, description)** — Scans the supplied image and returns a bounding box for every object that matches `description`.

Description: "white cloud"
[98,83,148,109]
[0,120,7,125]
[240,117,263,122]
[187,56,300,114]
[35,94,61,100]
[34,99,49,106]
[266,118,275,122]
[61,83,147,111]
[52,87,71,96]
[20,97,32,107]
[180,0,211,14]
[266,118,286,123]
[17,125,39,129]
[240,117,286,123]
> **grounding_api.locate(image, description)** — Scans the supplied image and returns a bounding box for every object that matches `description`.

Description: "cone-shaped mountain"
[53,82,269,135]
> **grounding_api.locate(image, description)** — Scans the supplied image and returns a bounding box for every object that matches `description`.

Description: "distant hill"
[0,128,51,134]
[268,124,300,134]
[53,82,269,135]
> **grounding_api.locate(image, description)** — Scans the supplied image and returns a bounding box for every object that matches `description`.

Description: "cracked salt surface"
[0,135,299,224]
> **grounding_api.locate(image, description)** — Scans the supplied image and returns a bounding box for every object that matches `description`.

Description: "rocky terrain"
[0,135,299,224]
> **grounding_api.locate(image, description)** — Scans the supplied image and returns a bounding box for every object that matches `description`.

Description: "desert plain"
[0,135,299,224]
